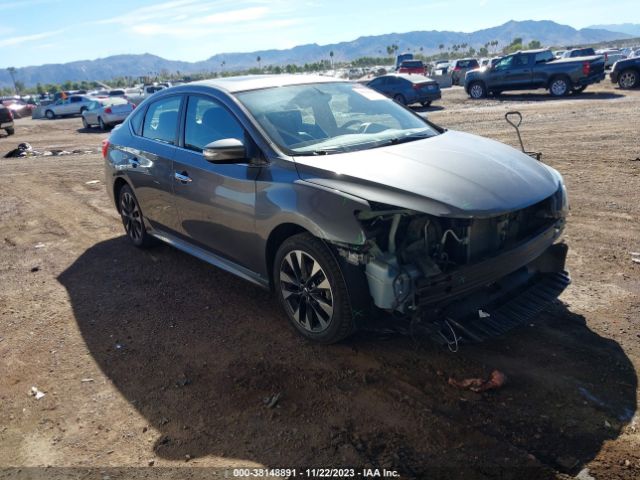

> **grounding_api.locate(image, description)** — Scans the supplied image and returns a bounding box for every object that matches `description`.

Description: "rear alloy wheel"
[82,117,90,129]
[118,185,154,248]
[45,110,55,120]
[469,81,486,99]
[393,94,407,105]
[274,233,355,343]
[618,69,639,89]
[549,77,570,97]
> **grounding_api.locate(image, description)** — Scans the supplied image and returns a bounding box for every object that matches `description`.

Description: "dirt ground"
[1,81,639,480]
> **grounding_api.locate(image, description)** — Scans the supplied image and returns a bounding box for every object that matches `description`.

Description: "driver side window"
[184,96,244,153]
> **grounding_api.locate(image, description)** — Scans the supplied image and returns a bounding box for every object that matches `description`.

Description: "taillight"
[104,107,113,114]
[102,139,110,159]
[582,61,590,75]
[453,66,461,71]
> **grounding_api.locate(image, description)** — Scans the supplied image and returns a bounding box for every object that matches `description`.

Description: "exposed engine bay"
[337,187,568,314]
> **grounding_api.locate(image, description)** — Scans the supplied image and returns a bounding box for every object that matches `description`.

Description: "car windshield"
[235,82,439,156]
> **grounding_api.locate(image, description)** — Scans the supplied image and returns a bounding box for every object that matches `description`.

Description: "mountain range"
[1,20,635,88]
[588,23,640,37]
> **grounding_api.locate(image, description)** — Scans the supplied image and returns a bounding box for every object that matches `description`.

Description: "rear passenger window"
[184,96,244,153]
[129,106,145,136]
[142,96,181,145]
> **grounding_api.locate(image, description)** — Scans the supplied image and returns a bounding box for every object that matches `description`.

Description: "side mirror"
[203,138,246,163]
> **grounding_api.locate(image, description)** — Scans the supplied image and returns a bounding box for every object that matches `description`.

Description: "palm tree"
[329,50,334,69]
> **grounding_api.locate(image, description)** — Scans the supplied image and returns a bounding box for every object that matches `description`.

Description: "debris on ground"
[80,378,94,383]
[85,180,100,185]
[631,252,640,264]
[4,143,37,158]
[448,370,507,392]
[29,386,45,400]
[263,392,282,408]
[3,143,98,159]
[30,266,39,272]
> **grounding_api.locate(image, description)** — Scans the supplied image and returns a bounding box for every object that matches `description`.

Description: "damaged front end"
[336,185,570,341]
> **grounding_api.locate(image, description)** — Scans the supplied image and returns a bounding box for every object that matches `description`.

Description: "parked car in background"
[104,75,569,344]
[82,97,135,130]
[0,103,14,136]
[562,48,596,58]
[141,83,171,99]
[450,58,480,85]
[465,49,606,98]
[395,52,414,70]
[44,95,94,119]
[397,60,426,75]
[604,53,627,68]
[480,57,502,68]
[1,99,35,118]
[610,56,640,89]
[367,73,441,106]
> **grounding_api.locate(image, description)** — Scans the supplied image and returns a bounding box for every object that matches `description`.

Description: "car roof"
[189,74,340,93]
[378,73,433,82]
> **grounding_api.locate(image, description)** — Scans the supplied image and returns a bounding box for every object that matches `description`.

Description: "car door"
[503,54,533,89]
[171,94,260,267]
[126,95,183,232]
[84,101,99,124]
[53,98,69,115]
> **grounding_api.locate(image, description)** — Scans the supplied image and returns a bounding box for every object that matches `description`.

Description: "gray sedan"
[82,98,135,130]
[104,75,569,344]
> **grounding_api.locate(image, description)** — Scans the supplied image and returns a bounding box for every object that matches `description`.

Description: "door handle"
[174,171,192,183]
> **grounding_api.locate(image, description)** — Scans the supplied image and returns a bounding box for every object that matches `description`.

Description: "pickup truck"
[0,103,14,136]
[610,56,640,89]
[465,48,606,98]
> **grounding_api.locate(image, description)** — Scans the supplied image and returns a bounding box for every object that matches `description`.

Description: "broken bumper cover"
[415,224,565,307]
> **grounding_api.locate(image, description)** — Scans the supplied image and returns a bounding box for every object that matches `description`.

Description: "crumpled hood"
[293,130,560,217]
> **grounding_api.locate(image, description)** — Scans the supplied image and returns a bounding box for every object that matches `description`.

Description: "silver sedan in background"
[81,98,135,130]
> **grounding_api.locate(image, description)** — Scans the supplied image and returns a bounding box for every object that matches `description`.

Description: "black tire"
[549,76,571,97]
[274,233,356,344]
[393,94,406,105]
[5,127,14,136]
[99,117,107,131]
[45,110,55,120]
[118,185,154,248]
[82,117,90,129]
[572,85,587,94]
[618,69,639,89]
[468,81,487,99]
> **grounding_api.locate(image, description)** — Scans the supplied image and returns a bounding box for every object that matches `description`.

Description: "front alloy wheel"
[469,82,486,99]
[274,233,355,343]
[618,70,639,89]
[280,250,334,333]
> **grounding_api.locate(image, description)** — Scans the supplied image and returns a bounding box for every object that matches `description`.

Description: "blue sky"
[0,0,637,68]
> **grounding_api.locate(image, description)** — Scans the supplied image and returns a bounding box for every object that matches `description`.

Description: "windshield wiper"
[380,132,433,147]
